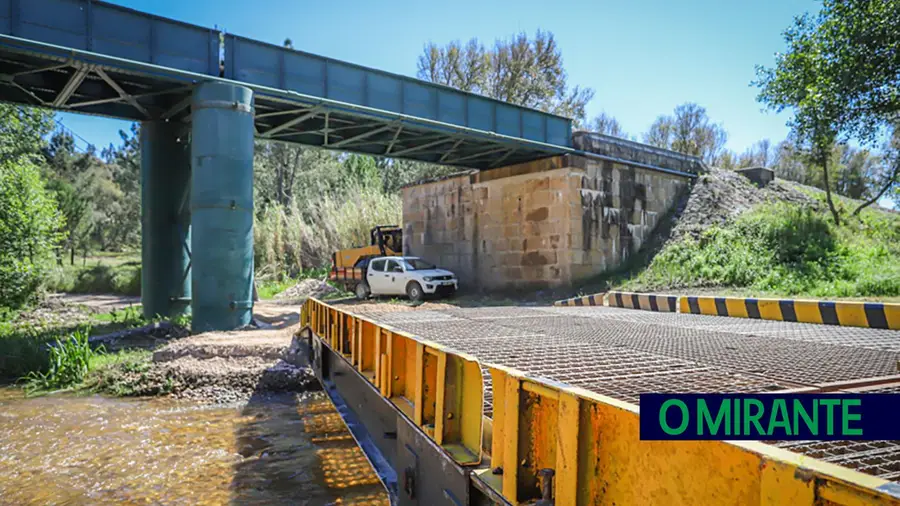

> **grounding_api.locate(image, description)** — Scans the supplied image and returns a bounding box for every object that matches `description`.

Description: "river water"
[0,388,389,505]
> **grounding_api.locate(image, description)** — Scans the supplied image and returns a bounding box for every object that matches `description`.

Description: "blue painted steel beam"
[0,31,569,169]
[0,0,573,166]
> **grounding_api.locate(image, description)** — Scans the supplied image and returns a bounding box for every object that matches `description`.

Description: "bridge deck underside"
[0,36,565,169]
[350,304,900,481]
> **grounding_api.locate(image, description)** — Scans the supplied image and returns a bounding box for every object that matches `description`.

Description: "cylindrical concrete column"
[190,82,255,331]
[140,121,191,320]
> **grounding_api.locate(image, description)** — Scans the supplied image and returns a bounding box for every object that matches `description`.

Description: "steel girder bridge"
[0,0,573,330]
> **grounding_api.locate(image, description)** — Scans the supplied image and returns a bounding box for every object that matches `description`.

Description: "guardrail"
[301,298,484,466]
[607,291,678,312]
[553,293,604,307]
[682,296,900,330]
[302,297,900,505]
[554,292,900,330]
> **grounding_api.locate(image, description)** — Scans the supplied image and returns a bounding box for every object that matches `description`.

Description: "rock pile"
[274,278,337,301]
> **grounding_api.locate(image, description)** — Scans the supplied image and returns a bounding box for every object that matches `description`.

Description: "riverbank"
[2,295,319,404]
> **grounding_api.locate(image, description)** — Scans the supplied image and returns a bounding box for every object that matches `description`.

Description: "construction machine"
[328,225,403,291]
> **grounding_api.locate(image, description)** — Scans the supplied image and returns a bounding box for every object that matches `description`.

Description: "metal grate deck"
[340,303,900,480]
[772,440,900,480]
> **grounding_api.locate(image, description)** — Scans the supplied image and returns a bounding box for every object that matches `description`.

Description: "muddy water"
[0,388,389,505]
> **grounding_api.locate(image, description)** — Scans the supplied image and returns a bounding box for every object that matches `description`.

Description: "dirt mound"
[671,169,818,240]
[274,278,337,301]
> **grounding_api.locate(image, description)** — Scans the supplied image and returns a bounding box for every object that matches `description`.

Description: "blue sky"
[59,0,819,154]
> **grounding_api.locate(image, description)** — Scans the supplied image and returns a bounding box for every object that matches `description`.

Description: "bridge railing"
[302,298,484,466]
[301,298,900,505]
[2,0,220,76]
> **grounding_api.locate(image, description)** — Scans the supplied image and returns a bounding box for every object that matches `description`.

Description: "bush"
[254,184,401,275]
[629,202,900,298]
[44,263,141,296]
[255,202,304,279]
[739,203,835,266]
[0,157,64,309]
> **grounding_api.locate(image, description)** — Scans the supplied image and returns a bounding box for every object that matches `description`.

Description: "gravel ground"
[142,303,316,404]
[274,278,337,301]
[671,168,818,240]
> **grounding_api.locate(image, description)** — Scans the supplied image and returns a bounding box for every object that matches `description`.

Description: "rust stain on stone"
[526,207,549,222]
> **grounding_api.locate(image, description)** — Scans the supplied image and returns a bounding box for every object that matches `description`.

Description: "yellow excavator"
[328,225,403,291]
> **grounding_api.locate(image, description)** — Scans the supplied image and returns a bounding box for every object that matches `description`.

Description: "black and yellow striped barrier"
[553,293,605,307]
[608,291,679,312]
[680,296,900,330]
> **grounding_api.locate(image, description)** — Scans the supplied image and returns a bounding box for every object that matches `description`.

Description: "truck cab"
[357,256,457,302]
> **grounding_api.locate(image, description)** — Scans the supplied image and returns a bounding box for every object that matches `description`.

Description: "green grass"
[81,349,164,397]
[0,306,148,382]
[20,327,103,396]
[619,202,900,299]
[93,305,144,325]
[256,278,297,300]
[45,255,142,296]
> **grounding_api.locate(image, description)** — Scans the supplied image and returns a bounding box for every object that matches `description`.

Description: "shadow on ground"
[228,317,390,505]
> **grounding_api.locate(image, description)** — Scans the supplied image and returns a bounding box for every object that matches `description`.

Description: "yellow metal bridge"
[301,297,900,505]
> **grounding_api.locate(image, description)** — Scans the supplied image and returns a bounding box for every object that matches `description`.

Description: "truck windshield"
[402,259,435,271]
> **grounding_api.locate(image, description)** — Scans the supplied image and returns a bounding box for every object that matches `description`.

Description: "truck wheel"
[355,282,370,300]
[406,281,424,302]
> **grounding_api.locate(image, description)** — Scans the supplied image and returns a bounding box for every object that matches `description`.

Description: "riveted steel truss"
[0,35,566,169]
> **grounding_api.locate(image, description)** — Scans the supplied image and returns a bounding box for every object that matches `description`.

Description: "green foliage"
[0,156,64,310]
[754,0,900,221]
[591,112,626,138]
[46,262,141,296]
[254,181,401,271]
[739,204,835,265]
[0,104,54,161]
[21,327,103,395]
[254,202,303,279]
[256,277,298,300]
[92,305,144,327]
[82,349,154,397]
[627,203,900,298]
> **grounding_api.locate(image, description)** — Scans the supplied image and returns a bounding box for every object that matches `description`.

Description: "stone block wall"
[402,154,691,292]
[567,156,688,282]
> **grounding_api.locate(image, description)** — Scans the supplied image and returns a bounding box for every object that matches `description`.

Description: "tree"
[100,125,142,249]
[852,126,900,215]
[643,103,728,164]
[590,112,625,138]
[756,0,900,220]
[755,11,843,223]
[417,30,594,122]
[738,139,774,169]
[0,157,63,309]
[717,150,737,170]
[0,105,54,164]
[43,131,95,264]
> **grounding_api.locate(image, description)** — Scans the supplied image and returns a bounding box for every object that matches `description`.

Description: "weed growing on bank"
[21,327,103,395]
[626,202,900,297]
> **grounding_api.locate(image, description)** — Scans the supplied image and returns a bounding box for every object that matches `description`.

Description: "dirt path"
[48,293,141,313]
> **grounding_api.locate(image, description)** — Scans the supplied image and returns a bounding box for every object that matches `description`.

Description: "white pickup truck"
[355,256,457,302]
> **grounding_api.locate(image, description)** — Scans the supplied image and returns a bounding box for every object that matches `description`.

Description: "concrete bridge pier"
[189,82,256,331]
[140,121,192,320]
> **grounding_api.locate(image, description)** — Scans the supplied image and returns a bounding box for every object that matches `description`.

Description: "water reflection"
[0,388,389,505]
